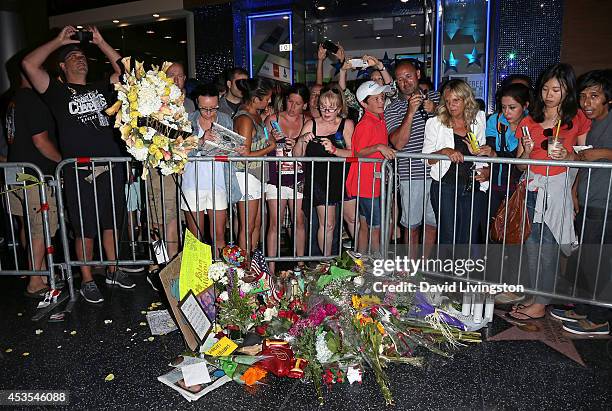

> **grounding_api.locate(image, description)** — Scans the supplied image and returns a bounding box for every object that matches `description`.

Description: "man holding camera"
[23,25,133,304]
[385,60,439,256]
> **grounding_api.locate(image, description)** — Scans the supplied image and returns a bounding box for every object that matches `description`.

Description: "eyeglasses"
[198,106,219,114]
[319,106,339,113]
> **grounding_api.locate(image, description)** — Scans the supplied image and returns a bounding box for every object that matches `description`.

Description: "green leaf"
[16,173,40,184]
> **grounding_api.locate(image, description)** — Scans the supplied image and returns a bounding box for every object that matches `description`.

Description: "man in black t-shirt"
[7,72,61,297]
[23,25,134,304]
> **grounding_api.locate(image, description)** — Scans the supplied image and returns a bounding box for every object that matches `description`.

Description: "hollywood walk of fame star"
[381,51,393,71]
[464,46,483,67]
[488,309,611,366]
[444,51,459,73]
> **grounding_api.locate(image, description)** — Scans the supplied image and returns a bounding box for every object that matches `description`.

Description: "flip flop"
[505,311,545,321]
[24,286,50,299]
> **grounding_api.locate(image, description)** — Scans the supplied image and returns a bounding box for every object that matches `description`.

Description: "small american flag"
[250,249,283,303]
[250,249,270,280]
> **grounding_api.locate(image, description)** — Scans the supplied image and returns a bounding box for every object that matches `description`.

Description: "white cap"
[356,81,390,102]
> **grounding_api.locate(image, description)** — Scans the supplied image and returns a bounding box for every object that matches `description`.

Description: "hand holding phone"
[348,59,368,69]
[70,30,93,43]
[321,40,339,55]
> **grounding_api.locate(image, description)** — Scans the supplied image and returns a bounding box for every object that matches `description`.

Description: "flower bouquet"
[105,58,198,178]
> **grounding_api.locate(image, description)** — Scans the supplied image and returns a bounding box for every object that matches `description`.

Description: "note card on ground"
[205,337,237,357]
[181,362,212,387]
[178,290,212,344]
[179,230,213,299]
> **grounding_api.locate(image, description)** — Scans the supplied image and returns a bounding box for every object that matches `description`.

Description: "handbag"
[490,179,532,244]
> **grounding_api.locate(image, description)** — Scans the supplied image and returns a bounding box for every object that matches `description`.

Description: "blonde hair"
[436,79,480,128]
[318,86,348,118]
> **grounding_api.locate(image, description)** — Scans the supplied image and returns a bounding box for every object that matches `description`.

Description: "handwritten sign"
[205,337,237,357]
[179,230,212,299]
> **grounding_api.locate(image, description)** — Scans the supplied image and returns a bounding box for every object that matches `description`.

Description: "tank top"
[234,109,269,179]
[304,118,347,206]
[267,113,305,187]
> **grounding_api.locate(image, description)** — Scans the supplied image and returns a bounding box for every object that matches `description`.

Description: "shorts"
[358,196,382,227]
[8,185,58,238]
[180,189,228,211]
[399,178,437,229]
[63,166,126,239]
[235,172,263,201]
[265,184,304,200]
[125,178,142,212]
[146,169,178,226]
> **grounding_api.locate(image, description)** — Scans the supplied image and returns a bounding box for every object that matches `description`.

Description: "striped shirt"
[384,90,439,180]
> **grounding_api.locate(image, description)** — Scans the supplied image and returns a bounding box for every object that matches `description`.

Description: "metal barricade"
[55,158,156,287]
[0,162,61,291]
[387,152,612,309]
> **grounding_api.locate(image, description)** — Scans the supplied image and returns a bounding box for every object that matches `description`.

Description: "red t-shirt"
[516,111,591,176]
[346,111,388,198]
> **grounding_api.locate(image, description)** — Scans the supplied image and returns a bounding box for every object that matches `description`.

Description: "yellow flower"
[148,144,159,155]
[376,322,385,335]
[130,118,138,128]
[138,126,147,134]
[352,295,361,309]
[154,150,164,161]
[128,91,137,102]
[164,87,171,96]
[134,139,144,149]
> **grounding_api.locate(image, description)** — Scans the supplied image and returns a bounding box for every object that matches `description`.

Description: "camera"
[349,59,368,69]
[321,40,339,55]
[71,30,93,43]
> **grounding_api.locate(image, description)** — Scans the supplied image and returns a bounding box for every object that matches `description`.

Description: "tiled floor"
[1,273,611,410]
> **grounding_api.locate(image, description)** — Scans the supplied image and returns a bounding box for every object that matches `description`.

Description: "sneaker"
[121,265,146,273]
[146,269,162,292]
[105,270,136,289]
[562,319,610,335]
[80,281,104,303]
[550,308,587,323]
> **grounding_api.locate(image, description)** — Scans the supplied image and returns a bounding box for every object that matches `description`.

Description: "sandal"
[24,286,50,299]
[505,310,545,321]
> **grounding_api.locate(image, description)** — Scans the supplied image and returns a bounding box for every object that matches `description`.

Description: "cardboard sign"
[159,254,199,351]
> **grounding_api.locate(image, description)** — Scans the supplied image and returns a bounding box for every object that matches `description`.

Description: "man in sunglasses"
[385,60,439,256]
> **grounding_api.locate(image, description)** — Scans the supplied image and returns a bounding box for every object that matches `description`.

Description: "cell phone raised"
[321,40,339,55]
[348,59,368,69]
[270,121,282,133]
[70,30,93,43]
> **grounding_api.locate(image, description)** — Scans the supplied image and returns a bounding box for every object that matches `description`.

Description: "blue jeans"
[525,191,559,304]
[430,180,486,245]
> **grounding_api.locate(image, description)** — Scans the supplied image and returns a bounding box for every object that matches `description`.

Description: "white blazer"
[422,110,489,191]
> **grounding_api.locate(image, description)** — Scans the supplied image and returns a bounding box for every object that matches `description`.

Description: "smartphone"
[271,121,282,133]
[321,40,339,54]
[71,30,93,43]
[349,58,368,68]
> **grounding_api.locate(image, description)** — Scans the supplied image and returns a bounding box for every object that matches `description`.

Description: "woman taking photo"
[294,86,355,256]
[264,83,309,272]
[233,78,276,253]
[423,79,491,245]
[508,63,590,320]
[485,83,531,218]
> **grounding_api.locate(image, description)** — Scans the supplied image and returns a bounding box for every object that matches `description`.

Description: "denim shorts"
[358,196,381,227]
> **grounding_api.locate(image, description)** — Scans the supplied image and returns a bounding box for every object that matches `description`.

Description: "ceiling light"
[361,2,368,5]
[357,19,363,22]
[312,41,317,44]
[146,30,154,34]
[419,33,425,36]
[396,35,402,38]
[164,35,172,39]
[114,48,120,51]
[401,0,409,2]
[317,6,326,10]
[153,13,160,18]
[283,15,289,20]
[342,24,348,27]
[118,23,129,27]
[375,36,381,40]
[179,40,186,44]
[157,17,169,21]
[76,25,83,29]
[410,23,417,27]
[112,20,119,24]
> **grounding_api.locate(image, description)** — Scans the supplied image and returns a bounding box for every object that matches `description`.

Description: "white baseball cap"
[356,81,390,102]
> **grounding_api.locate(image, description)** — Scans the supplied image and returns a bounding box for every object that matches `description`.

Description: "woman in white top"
[423,79,492,244]
[182,84,232,252]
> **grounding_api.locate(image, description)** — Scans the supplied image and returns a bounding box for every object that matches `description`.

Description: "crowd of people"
[2,26,611,336]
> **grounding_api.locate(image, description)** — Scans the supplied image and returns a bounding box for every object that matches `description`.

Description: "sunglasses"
[198,106,219,114]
